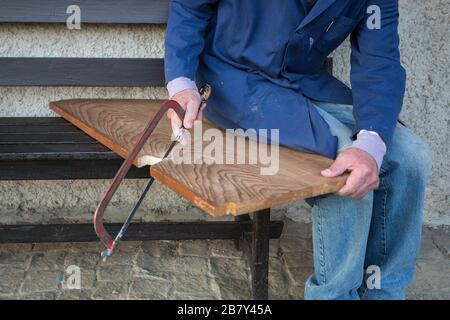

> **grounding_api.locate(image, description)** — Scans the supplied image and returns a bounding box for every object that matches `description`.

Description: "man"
[164,0,432,300]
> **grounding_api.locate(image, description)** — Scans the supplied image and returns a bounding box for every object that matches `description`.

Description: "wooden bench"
[0,0,338,299]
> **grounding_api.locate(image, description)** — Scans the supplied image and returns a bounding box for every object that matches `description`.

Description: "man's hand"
[167,89,206,138]
[321,148,379,200]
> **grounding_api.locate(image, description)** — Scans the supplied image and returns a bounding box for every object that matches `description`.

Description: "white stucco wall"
[0,1,448,226]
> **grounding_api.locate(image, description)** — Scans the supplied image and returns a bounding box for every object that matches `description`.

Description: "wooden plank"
[0,159,149,180]
[0,220,284,243]
[0,0,169,24]
[50,99,347,216]
[0,58,165,87]
[151,141,347,216]
[150,117,347,216]
[50,99,174,167]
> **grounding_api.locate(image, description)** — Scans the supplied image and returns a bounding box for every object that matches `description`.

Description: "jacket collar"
[297,0,338,30]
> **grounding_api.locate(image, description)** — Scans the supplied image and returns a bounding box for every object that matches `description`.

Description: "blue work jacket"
[165,0,406,159]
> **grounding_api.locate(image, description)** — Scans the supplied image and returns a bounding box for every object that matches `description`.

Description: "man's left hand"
[321,148,380,200]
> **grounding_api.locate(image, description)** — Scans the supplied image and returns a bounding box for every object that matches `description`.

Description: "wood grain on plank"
[50,99,173,167]
[151,121,347,216]
[50,99,347,216]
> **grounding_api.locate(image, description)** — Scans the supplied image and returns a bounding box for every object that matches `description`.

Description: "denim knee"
[384,128,433,183]
[400,134,433,180]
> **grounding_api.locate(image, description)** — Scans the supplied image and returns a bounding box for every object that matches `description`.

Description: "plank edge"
[150,163,348,217]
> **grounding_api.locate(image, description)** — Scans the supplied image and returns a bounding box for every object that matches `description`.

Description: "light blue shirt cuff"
[350,130,387,170]
[166,77,198,99]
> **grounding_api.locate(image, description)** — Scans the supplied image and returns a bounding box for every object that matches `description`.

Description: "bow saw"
[93,85,211,261]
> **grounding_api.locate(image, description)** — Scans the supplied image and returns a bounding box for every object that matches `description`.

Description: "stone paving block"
[29,251,66,270]
[0,266,25,295]
[64,251,101,269]
[269,257,283,274]
[0,244,32,267]
[132,266,171,280]
[70,242,103,252]
[92,281,129,300]
[209,257,250,280]
[279,237,312,253]
[288,285,305,300]
[142,240,179,258]
[268,239,282,257]
[172,292,218,300]
[57,289,93,300]
[112,241,143,253]
[128,276,172,299]
[431,288,450,300]
[430,226,450,258]
[70,242,141,267]
[406,290,434,300]
[91,242,142,266]
[100,250,139,267]
[209,240,244,259]
[76,268,96,289]
[284,267,312,287]
[170,273,213,296]
[268,272,288,300]
[33,243,72,252]
[408,265,434,292]
[212,277,251,300]
[97,265,133,282]
[281,222,312,238]
[136,253,176,274]
[173,256,209,276]
[138,253,209,276]
[179,240,209,257]
[419,227,446,260]
[20,270,62,293]
[283,251,314,269]
[19,292,57,300]
[0,244,33,253]
[416,258,450,290]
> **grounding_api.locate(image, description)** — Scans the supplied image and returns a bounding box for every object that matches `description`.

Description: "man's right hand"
[167,89,206,139]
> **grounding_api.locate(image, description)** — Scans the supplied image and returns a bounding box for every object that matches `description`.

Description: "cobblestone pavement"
[0,219,448,300]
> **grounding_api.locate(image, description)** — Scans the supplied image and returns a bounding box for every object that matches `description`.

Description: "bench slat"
[0,159,149,180]
[0,0,170,24]
[0,124,82,133]
[0,220,284,243]
[0,58,165,87]
[0,58,331,87]
[0,143,118,160]
[0,117,70,126]
[0,132,97,144]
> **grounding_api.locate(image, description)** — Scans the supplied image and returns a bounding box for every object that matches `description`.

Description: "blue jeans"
[304,101,433,300]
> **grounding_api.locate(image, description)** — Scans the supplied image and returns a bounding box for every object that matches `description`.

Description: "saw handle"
[93,100,185,254]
